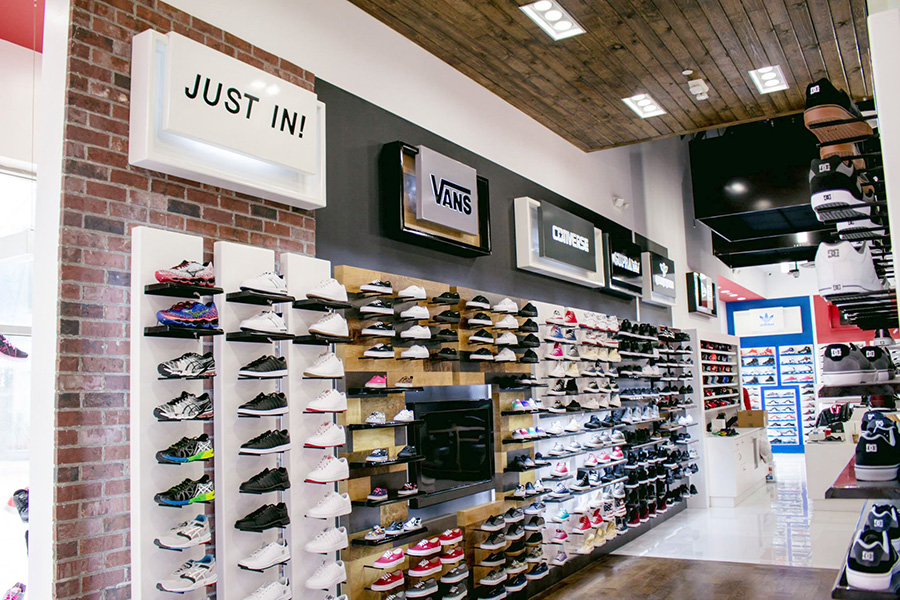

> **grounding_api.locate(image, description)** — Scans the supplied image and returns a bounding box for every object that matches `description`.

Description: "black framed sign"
[687,272,717,316]
[641,251,676,306]
[537,201,597,271]
[380,141,491,257]
[605,234,643,296]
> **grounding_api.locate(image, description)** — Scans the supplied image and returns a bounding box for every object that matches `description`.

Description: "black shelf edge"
[226,290,295,305]
[352,526,428,546]
[293,298,352,311]
[819,381,900,398]
[157,375,214,381]
[500,409,550,416]
[351,491,427,507]
[293,334,353,345]
[144,325,224,339]
[826,456,900,499]
[346,387,423,397]
[144,282,223,298]
[347,420,425,431]
[348,455,425,470]
[226,331,295,343]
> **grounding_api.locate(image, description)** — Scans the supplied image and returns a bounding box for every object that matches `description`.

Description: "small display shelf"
[144,282,223,298]
[826,457,900,499]
[293,334,353,345]
[819,381,900,398]
[157,374,214,381]
[225,290,295,305]
[348,455,425,470]
[292,298,352,311]
[351,491,426,507]
[144,325,224,339]
[352,527,428,547]
[347,420,424,431]
[226,331,295,343]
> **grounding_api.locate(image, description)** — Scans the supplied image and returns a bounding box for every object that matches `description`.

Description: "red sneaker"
[408,557,442,577]
[373,549,405,569]
[590,509,603,528]
[439,528,463,545]
[407,537,441,556]
[371,570,404,591]
[564,310,578,326]
[439,546,465,564]
[573,516,592,532]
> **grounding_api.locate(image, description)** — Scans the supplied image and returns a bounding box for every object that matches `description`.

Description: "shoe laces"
[313,422,332,436]
[313,352,332,366]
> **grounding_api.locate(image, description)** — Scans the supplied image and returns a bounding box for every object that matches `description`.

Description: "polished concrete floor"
[612,454,861,569]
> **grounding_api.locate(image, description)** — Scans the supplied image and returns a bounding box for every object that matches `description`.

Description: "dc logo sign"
[759,312,775,327]
[830,348,842,358]
[867,443,878,453]
[865,350,876,359]
[819,164,831,173]
[862,551,875,562]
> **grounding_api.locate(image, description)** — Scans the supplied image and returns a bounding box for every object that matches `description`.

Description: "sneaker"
[155,514,211,550]
[496,315,519,329]
[309,312,350,338]
[399,305,430,320]
[238,392,288,417]
[361,279,393,294]
[156,434,214,464]
[306,389,347,412]
[154,475,214,506]
[306,278,348,302]
[374,549,406,569]
[239,310,288,334]
[361,320,396,337]
[805,78,873,144]
[397,285,427,300]
[519,302,538,317]
[396,375,416,388]
[440,547,465,564]
[305,560,347,589]
[365,375,388,389]
[469,312,493,326]
[306,491,352,518]
[155,260,215,287]
[434,309,461,323]
[305,455,349,483]
[409,537,442,556]
[305,422,346,448]
[816,241,882,296]
[394,408,415,422]
[154,392,213,421]
[407,578,439,598]
[479,569,508,586]
[409,558,442,577]
[551,551,568,566]
[238,539,290,571]
[235,502,289,532]
[493,298,518,313]
[157,300,220,329]
[370,570,404,592]
[441,564,470,583]
[443,582,468,600]
[239,355,288,378]
[867,505,900,551]
[401,345,430,359]
[305,526,349,553]
[470,348,495,361]
[157,555,217,592]
[823,343,876,385]
[467,295,491,309]
[240,429,291,455]
[846,528,900,591]
[366,448,390,463]
[240,467,290,494]
[158,351,215,378]
[495,348,516,362]
[244,578,292,600]
[525,562,549,580]
[481,532,507,550]
[856,420,900,481]
[303,352,344,378]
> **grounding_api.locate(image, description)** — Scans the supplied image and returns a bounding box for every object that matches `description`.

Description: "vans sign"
[415,146,479,235]
[537,202,596,271]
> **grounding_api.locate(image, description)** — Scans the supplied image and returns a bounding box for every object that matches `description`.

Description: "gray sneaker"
[440,564,469,584]
[823,343,875,385]
[479,568,508,586]
[407,578,438,598]
[862,346,896,381]
[442,583,467,600]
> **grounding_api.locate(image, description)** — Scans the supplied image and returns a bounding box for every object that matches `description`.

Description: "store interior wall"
[163,0,766,331]
[0,39,40,169]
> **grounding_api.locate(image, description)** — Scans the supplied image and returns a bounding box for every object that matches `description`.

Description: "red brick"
[79,533,124,555]
[104,478,130,496]
[109,168,149,189]
[56,502,80,522]
[56,577,82,598]
[105,549,130,569]
[221,196,250,214]
[81,568,126,591]
[61,264,105,284]
[103,445,130,461]
[57,482,103,503]
[201,206,233,225]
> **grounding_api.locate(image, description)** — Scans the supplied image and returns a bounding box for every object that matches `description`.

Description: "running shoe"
[156,301,219,329]
[157,351,216,379]
[156,434,214,464]
[154,475,215,506]
[0,334,27,360]
[153,392,213,421]
[155,260,215,287]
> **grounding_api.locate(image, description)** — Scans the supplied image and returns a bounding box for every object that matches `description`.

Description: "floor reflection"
[613,454,860,568]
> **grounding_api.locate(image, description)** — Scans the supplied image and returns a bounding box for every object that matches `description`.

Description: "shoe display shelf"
[830,500,900,600]
[130,227,218,598]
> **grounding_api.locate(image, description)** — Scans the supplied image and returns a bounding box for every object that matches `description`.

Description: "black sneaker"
[240,467,291,494]
[481,532,507,550]
[398,445,418,459]
[505,507,525,522]
[525,562,549,580]
[432,291,461,304]
[867,505,900,548]
[470,329,494,344]
[506,573,527,591]
[432,348,460,361]
[805,77,872,144]
[480,552,506,567]
[156,434,214,464]
[524,533,542,547]
[158,351,216,378]
[235,502,290,531]
[483,515,506,532]
[566,399,582,412]
[434,328,459,342]
[534,453,550,465]
[518,303,538,317]
[238,355,287,378]
[689,484,698,495]
[549,380,566,396]
[518,319,539,333]
[361,321,395,337]
[154,475,215,507]
[525,516,544,531]
[434,310,461,324]
[524,482,537,496]
[856,421,900,481]
[846,528,899,591]
[508,456,528,472]
[506,524,525,540]
[584,415,603,429]
[360,279,392,294]
[360,298,393,315]
[467,295,491,309]
[506,539,526,554]
[469,312,493,326]
[470,348,495,361]
[565,379,579,395]
[521,350,540,364]
[518,333,541,348]
[482,584,508,599]
[237,392,288,417]
[239,430,291,455]
[572,473,590,490]
[409,578,439,597]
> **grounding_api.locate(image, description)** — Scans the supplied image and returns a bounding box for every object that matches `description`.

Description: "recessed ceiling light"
[720,289,730,293]
[748,65,789,94]
[737,297,746,300]
[521,1,585,41]
[622,93,666,118]
[682,69,694,76]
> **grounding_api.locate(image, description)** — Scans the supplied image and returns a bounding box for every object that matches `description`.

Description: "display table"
[705,427,769,507]
[805,438,866,512]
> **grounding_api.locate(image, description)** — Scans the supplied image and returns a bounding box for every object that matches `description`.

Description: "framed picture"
[687,272,717,316]
[380,141,491,257]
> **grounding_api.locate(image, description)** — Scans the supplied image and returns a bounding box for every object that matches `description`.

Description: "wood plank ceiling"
[347,0,873,151]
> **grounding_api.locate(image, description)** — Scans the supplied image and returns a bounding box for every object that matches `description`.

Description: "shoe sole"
[362,329,395,336]
[238,369,288,379]
[155,532,212,550]
[846,567,897,591]
[240,483,290,494]
[804,105,872,143]
[370,580,405,592]
[855,463,900,481]
[156,449,214,463]
[303,371,344,378]
[364,353,395,358]
[238,555,290,571]
[238,407,289,416]
[240,444,291,455]
[157,574,217,593]
[364,383,387,389]
[157,491,215,506]
[821,371,877,385]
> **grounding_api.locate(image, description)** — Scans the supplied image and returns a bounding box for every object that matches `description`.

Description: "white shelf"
[701,371,736,376]
[704,393,739,401]
[702,349,736,356]
[701,360,736,366]
[705,403,740,414]
[702,383,736,389]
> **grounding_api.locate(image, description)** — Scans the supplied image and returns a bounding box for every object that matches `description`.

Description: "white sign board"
[733,306,803,336]
[129,30,326,210]
[414,146,479,235]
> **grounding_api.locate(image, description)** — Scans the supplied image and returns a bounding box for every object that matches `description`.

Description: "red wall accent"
[813,295,897,344]
[0,0,44,52]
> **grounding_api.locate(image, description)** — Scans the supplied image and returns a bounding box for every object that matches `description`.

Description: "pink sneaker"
[374,548,405,569]
[610,447,624,460]
[551,462,568,477]
[365,375,387,389]
[597,451,611,464]
[548,343,564,360]
[584,453,599,467]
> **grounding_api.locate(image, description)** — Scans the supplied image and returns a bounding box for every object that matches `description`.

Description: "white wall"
[0,39,41,170]
[746,264,819,299]
[164,0,761,329]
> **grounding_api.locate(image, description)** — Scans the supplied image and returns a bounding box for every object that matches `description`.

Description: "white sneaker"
[815,241,882,295]
[305,526,349,553]
[306,491,352,519]
[493,298,518,313]
[240,272,288,296]
[362,321,395,336]
[394,409,415,422]
[401,325,432,339]
[397,285,427,300]
[306,560,347,590]
[495,348,516,362]
[400,305,430,320]
[155,514,211,550]
[495,315,519,329]
[304,352,345,378]
[495,332,518,346]
[361,279,393,294]
[244,578,292,600]
[548,363,566,378]
[309,312,349,338]
[565,418,580,432]
[238,539,290,571]
[307,278,348,302]
[401,345,429,359]
[546,421,564,435]
[366,411,386,424]
[306,389,347,413]
[305,422,346,448]
[239,311,288,334]
[158,555,217,592]
[305,455,349,483]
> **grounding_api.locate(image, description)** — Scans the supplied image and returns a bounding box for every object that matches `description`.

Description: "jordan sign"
[642,251,676,306]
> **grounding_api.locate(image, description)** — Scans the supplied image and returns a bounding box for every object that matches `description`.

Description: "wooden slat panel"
[849,0,872,98]
[828,0,867,100]
[806,0,849,89]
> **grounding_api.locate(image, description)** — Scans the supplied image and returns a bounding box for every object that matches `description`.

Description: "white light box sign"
[733,306,803,337]
[129,30,326,210]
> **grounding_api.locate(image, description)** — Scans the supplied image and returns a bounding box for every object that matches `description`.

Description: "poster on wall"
[686,272,717,316]
[381,141,491,257]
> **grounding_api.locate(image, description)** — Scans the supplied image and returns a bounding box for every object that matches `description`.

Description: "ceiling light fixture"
[521,1,585,41]
[737,297,746,301]
[622,93,666,118]
[748,65,789,94]
[795,231,810,244]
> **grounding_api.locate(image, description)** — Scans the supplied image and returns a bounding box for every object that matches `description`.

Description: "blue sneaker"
[551,483,569,498]
[385,521,405,536]
[367,487,388,501]
[366,448,389,463]
[157,301,218,329]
